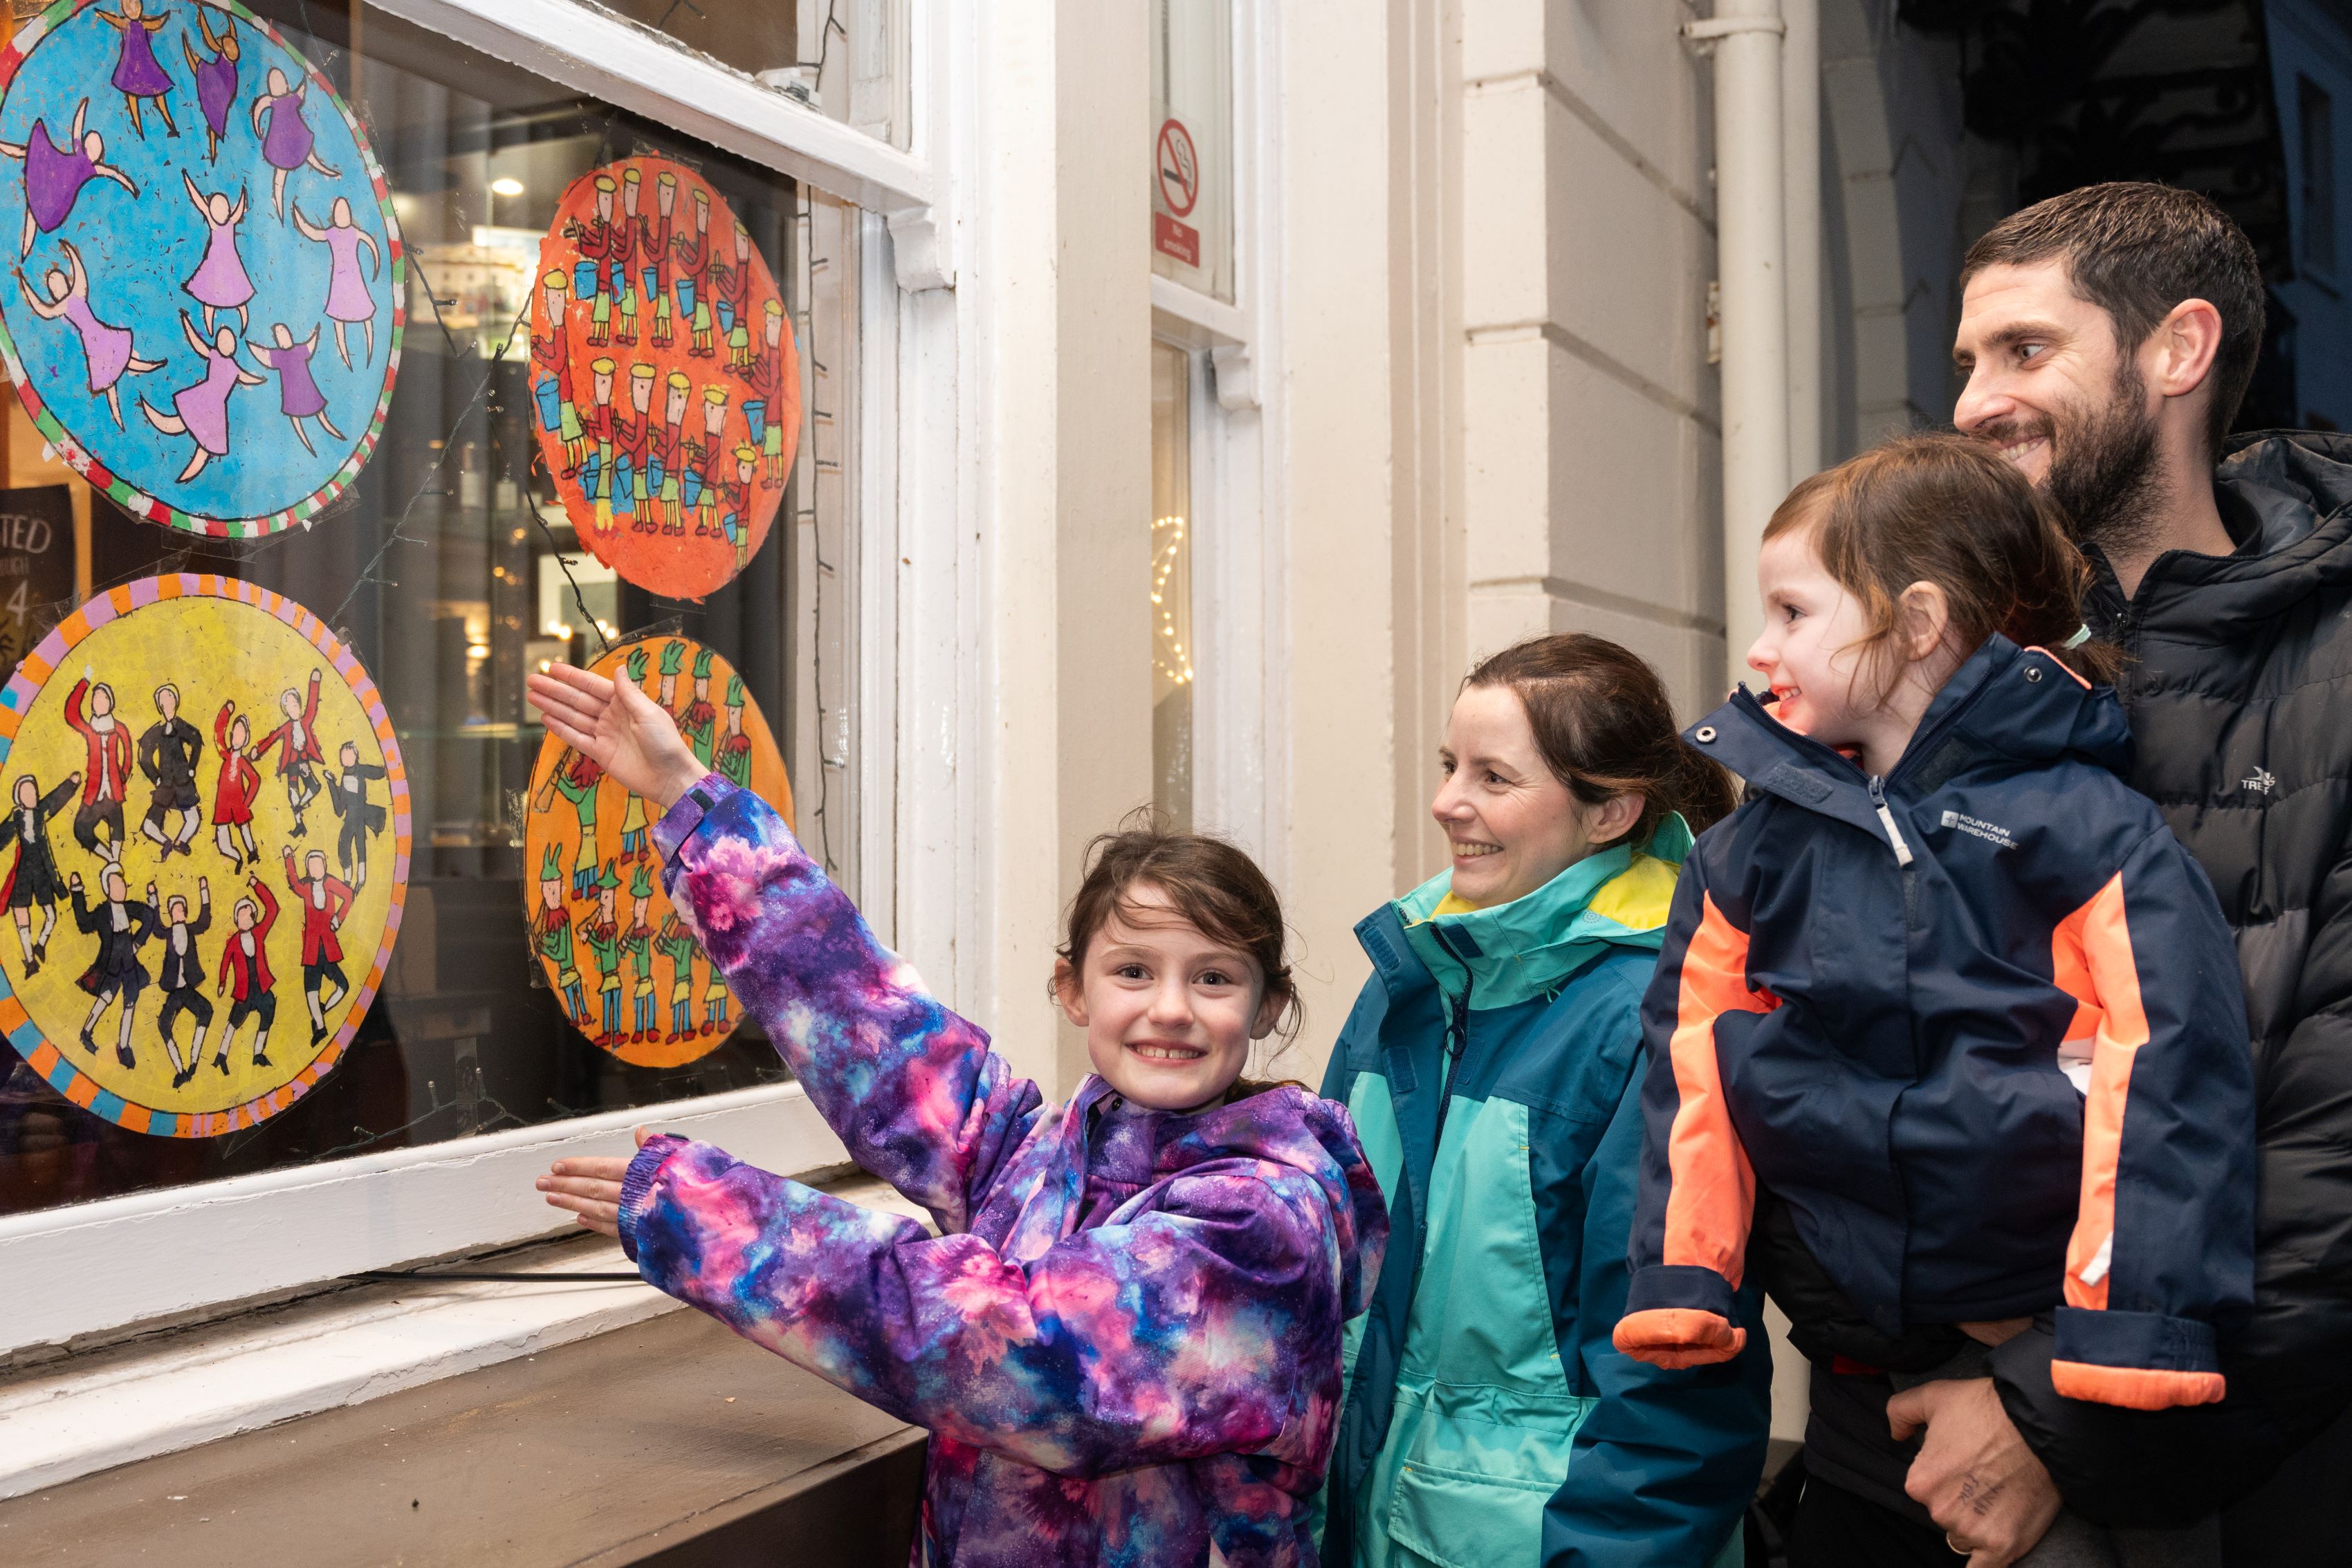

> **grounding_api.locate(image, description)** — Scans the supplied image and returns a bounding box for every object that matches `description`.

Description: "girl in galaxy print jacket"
[529,661,1388,1568]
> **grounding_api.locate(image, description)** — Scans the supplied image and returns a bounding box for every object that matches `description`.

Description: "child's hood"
[1696,634,2135,798]
[1076,1077,1390,1319]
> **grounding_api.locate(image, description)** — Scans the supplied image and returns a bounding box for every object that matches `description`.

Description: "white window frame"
[1149,0,1285,880]
[0,0,971,1360]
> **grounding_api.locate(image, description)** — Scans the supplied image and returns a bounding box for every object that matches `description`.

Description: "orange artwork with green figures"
[521,636,789,1067]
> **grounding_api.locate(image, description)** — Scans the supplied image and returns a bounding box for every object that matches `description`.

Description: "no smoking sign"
[1155,117,1201,267]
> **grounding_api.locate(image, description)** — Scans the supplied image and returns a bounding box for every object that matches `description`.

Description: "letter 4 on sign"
[1154,117,1199,267]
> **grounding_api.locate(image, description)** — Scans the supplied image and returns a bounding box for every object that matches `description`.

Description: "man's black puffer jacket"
[1990,430,2352,1522]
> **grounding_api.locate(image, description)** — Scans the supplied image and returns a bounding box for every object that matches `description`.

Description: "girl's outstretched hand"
[526,662,706,811]
[537,1125,657,1239]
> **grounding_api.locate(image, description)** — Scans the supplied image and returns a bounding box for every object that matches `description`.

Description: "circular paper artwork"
[524,636,789,1067]
[0,0,403,537]
[527,156,798,601]
[0,574,409,1136]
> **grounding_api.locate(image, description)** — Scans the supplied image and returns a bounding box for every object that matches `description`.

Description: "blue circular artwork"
[0,0,402,537]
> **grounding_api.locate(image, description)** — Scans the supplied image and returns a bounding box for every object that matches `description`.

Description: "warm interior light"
[490,177,525,197]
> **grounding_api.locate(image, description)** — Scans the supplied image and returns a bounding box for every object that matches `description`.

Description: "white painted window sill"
[0,1173,929,1501]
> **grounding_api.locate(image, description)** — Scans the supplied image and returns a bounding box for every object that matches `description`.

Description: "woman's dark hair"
[1462,634,1737,848]
[1763,433,2126,693]
[1054,819,1303,1100]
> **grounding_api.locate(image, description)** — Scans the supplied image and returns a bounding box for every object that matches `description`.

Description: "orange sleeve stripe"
[2050,1361,2225,1410]
[1662,894,1771,1284]
[1613,1308,1748,1368]
[2048,907,2102,1048]
[2064,871,2149,1312]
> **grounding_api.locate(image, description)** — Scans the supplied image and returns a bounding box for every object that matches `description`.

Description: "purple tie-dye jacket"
[616,776,1388,1567]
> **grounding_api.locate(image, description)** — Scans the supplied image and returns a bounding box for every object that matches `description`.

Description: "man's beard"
[1982,362,2165,556]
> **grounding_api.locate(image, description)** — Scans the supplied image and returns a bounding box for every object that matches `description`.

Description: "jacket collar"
[2085,430,2352,640]
[1692,635,2133,823]
[1360,814,1691,1011]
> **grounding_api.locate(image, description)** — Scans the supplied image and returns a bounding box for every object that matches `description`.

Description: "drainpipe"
[1687,0,1788,688]
[1783,0,1822,485]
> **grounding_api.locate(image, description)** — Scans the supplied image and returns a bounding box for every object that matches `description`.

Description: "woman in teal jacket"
[1320,634,1772,1568]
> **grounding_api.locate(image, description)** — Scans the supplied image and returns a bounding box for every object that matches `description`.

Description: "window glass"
[0,0,846,1216]
[1150,0,1233,302]
[1150,341,1193,831]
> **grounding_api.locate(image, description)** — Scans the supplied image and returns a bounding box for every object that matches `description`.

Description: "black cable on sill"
[351,1269,645,1284]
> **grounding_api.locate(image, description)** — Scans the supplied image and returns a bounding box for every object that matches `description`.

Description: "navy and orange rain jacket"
[1612,635,2256,1412]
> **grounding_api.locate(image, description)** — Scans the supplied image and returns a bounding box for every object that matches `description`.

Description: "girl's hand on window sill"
[536,1126,656,1239]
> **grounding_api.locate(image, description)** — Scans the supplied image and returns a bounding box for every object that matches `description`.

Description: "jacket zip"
[1867,774,1913,867]
[1427,926,1477,1156]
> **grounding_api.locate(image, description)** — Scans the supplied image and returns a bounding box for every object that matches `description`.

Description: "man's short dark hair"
[1961,183,2265,460]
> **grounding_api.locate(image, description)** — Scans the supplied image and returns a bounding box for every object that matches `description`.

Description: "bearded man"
[1785,183,2352,1568]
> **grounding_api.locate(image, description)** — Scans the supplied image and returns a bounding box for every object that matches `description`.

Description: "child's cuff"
[651,773,733,863]
[2050,1307,2225,1410]
[1615,1264,1747,1367]
[616,1132,692,1263]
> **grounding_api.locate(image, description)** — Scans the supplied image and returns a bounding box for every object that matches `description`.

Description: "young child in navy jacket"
[1614,435,2253,1423]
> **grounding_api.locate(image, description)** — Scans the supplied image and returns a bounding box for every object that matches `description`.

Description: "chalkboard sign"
[0,483,75,676]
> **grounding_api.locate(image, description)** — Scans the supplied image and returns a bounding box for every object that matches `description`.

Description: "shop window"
[0,0,855,1221]
[1150,341,1193,831]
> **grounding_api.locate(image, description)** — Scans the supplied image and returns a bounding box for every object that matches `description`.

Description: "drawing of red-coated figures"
[715,220,754,370]
[250,66,340,221]
[212,876,278,1071]
[252,669,324,838]
[137,682,204,859]
[748,299,789,481]
[639,170,679,348]
[64,675,133,863]
[651,371,690,535]
[616,363,656,533]
[565,174,624,347]
[248,323,342,454]
[0,99,138,259]
[147,877,212,1087]
[532,270,585,477]
[182,7,242,165]
[180,174,252,335]
[140,312,267,484]
[671,187,715,357]
[69,863,154,1068]
[612,169,643,347]
[282,845,349,1046]
[689,385,731,538]
[211,700,261,872]
[326,739,385,889]
[15,240,165,429]
[584,861,623,1041]
[94,1,178,140]
[0,773,79,975]
[715,443,759,575]
[291,199,380,369]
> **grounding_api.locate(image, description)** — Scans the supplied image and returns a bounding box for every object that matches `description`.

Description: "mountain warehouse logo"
[1940,809,2017,849]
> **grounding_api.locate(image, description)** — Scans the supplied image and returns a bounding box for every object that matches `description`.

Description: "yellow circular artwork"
[522,636,788,1067]
[0,575,408,1136]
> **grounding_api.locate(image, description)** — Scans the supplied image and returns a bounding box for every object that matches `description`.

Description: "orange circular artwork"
[522,636,791,1067]
[526,157,800,600]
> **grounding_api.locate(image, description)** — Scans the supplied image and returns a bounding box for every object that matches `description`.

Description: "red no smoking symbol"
[1157,118,1200,218]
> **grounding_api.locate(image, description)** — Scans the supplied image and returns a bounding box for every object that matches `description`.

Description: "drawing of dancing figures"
[16,240,163,428]
[147,877,212,1087]
[212,877,278,1071]
[252,670,324,838]
[326,740,386,889]
[282,846,349,1046]
[65,675,132,863]
[71,865,154,1067]
[138,682,205,858]
[212,700,261,871]
[0,772,78,975]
